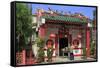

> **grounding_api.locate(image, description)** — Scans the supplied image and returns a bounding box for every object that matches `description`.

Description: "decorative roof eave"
[32,14,87,24]
[46,19,86,23]
[42,15,87,24]
[45,19,87,26]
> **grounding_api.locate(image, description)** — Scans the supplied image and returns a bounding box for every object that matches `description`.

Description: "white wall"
[0,0,99,68]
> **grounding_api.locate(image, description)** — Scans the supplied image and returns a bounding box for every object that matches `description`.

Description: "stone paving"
[41,56,96,64]
[33,56,96,64]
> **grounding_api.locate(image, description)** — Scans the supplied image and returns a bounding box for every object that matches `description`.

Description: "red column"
[22,50,26,65]
[86,29,90,57]
[55,34,58,51]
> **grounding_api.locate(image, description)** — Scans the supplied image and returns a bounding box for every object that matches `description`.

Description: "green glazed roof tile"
[42,15,87,23]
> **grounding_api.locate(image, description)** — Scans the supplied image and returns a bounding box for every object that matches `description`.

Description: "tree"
[16,3,32,52]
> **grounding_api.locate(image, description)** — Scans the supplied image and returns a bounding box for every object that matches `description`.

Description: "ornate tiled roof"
[42,15,87,23]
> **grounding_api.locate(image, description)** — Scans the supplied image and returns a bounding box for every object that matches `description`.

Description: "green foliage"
[36,37,45,62]
[38,48,44,62]
[36,37,45,48]
[47,47,53,61]
[16,3,32,37]
[17,34,26,52]
[16,3,32,51]
[90,41,96,55]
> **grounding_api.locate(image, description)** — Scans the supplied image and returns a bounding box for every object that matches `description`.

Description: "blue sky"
[31,4,96,20]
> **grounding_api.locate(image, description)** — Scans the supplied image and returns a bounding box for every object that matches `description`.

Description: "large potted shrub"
[36,37,45,62]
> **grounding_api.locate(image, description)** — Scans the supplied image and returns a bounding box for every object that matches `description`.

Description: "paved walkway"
[43,56,96,63]
[54,56,70,62]
[25,56,96,64]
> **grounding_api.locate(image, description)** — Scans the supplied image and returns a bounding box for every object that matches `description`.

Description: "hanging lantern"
[77,32,82,39]
[50,33,56,38]
[77,34,82,39]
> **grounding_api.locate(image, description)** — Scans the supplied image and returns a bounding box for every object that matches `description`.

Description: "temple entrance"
[59,37,68,56]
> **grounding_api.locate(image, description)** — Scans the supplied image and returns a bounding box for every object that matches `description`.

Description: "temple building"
[16,8,97,65]
[32,8,92,59]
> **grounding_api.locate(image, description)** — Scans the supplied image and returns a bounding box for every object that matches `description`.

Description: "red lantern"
[50,33,56,38]
[78,34,82,38]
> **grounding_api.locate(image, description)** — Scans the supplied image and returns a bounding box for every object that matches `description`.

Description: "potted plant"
[36,37,45,62]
